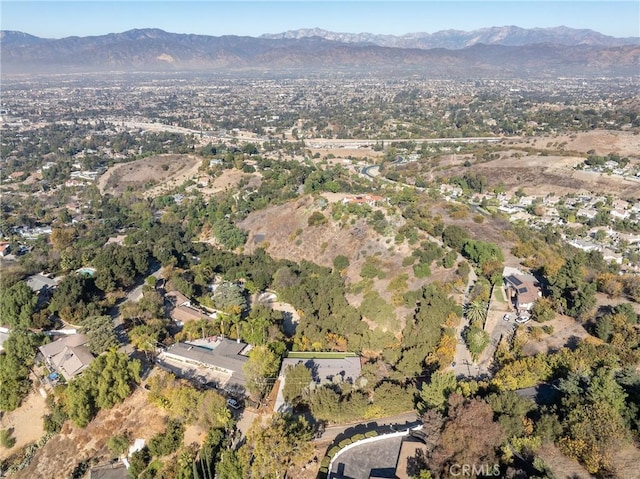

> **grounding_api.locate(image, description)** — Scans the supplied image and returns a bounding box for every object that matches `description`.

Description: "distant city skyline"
[2,1,639,39]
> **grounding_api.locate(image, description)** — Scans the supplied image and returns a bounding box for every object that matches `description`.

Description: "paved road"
[317,411,419,442]
[126,263,164,303]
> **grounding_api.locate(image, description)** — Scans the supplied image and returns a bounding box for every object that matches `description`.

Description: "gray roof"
[89,463,128,479]
[164,339,249,386]
[39,334,89,357]
[26,274,57,293]
[39,334,94,380]
[280,356,362,383]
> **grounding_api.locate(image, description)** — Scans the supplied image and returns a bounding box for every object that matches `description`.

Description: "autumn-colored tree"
[238,413,313,479]
[432,333,457,369]
[597,273,623,298]
[531,297,555,323]
[429,394,505,477]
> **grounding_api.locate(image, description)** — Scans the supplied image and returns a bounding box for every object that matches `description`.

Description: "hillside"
[238,194,459,330]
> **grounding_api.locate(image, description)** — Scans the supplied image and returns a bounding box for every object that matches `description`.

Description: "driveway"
[478,286,517,368]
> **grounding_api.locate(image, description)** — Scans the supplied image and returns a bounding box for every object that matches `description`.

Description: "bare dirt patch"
[469,154,640,198]
[188,169,261,197]
[0,389,47,460]
[410,131,640,197]
[520,314,592,356]
[554,130,640,157]
[15,388,168,479]
[98,154,202,197]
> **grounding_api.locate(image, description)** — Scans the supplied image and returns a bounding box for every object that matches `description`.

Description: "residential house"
[88,463,128,479]
[160,338,250,392]
[279,352,362,385]
[26,273,58,305]
[503,267,541,313]
[568,239,600,252]
[275,351,362,412]
[165,290,213,324]
[39,334,94,380]
[342,194,385,206]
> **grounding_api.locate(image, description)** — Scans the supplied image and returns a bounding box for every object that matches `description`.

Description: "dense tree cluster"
[64,350,140,427]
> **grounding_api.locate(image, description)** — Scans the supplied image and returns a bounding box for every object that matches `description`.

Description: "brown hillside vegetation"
[238,195,458,329]
[98,153,202,196]
[401,130,640,197]
[15,388,168,479]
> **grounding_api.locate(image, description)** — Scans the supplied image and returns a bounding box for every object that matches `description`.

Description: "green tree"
[211,282,247,315]
[442,225,469,252]
[548,255,596,318]
[464,324,490,361]
[462,239,504,267]
[216,450,244,479]
[148,419,184,457]
[0,330,38,411]
[129,320,166,358]
[0,281,37,328]
[307,211,327,226]
[282,363,312,406]
[532,297,555,322]
[81,315,118,354]
[309,386,341,422]
[65,349,141,427]
[107,433,130,457]
[417,371,457,414]
[332,255,350,272]
[464,300,488,324]
[243,346,280,400]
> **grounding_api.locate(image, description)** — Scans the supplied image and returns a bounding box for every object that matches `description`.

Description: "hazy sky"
[2,1,639,39]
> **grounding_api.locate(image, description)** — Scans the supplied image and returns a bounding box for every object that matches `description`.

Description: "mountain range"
[1,26,639,76]
[261,26,640,49]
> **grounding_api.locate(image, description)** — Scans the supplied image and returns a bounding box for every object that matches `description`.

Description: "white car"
[503,314,511,321]
[227,398,241,410]
[515,315,531,324]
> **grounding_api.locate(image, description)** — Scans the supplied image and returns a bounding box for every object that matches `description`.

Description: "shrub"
[0,428,16,449]
[308,211,328,226]
[333,255,350,271]
[338,439,352,448]
[148,419,184,457]
[107,433,130,457]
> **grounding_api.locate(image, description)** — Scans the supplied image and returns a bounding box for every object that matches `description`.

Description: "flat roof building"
[160,337,250,392]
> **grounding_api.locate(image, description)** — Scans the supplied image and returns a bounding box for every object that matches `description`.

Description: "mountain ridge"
[261,25,640,49]
[2,27,639,76]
